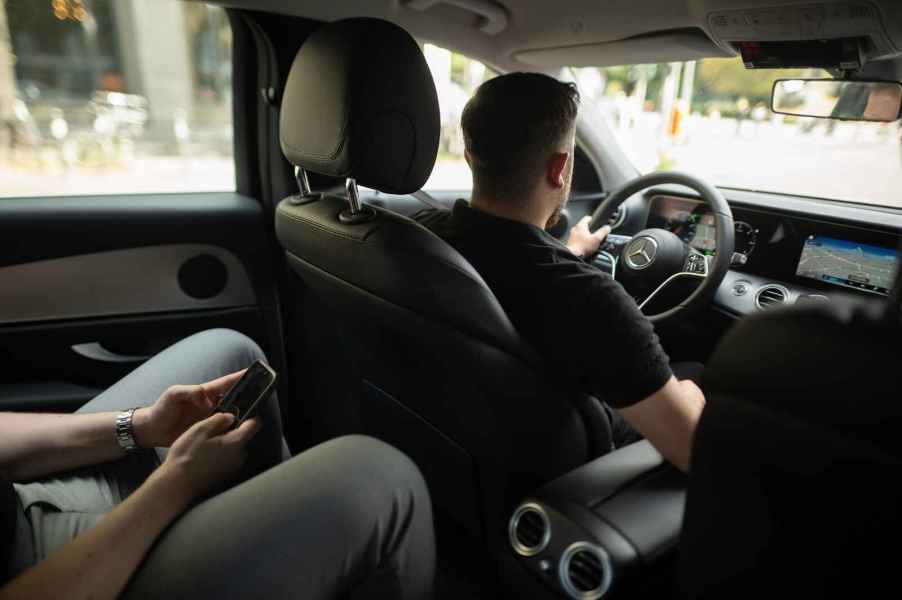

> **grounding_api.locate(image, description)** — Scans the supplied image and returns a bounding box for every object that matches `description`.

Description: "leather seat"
[274,18,601,551]
[678,276,902,598]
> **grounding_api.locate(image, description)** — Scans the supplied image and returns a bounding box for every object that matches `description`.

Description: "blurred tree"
[693,58,812,112]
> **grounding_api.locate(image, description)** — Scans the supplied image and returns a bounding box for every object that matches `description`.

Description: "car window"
[572,59,902,209]
[421,44,495,191]
[0,1,234,197]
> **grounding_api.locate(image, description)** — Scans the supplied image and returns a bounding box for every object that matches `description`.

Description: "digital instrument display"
[796,235,897,296]
[647,195,757,258]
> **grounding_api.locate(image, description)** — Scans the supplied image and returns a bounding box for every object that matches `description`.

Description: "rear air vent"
[509,503,550,557]
[755,285,789,310]
[559,542,613,599]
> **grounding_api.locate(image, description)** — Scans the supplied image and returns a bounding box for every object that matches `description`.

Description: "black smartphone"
[216,360,277,426]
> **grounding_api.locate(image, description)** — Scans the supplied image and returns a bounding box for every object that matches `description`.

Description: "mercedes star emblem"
[625,237,658,270]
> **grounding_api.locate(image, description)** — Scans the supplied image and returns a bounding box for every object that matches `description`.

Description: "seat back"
[679,296,902,598]
[277,193,591,542]
[274,18,593,547]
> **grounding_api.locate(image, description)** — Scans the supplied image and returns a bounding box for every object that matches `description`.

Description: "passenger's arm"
[0,413,259,600]
[617,376,705,472]
[0,371,243,481]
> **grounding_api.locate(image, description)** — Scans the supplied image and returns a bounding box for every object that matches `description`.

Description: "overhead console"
[707,2,898,64]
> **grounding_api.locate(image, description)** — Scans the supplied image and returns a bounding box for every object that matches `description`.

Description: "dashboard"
[634,193,902,313]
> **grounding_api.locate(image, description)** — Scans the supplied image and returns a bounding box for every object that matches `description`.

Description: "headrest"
[280,18,440,195]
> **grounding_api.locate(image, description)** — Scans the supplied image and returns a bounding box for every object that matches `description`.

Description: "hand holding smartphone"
[216,360,277,426]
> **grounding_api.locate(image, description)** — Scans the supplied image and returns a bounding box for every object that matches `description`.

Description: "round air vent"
[509,503,550,557]
[559,541,613,599]
[755,285,790,310]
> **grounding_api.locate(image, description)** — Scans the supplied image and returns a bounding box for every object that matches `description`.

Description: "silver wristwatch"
[115,408,140,454]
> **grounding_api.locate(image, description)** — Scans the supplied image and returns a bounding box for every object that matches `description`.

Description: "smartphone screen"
[217,360,277,425]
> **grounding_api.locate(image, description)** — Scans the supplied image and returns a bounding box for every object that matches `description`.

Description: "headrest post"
[346,178,362,215]
[288,166,319,205]
[339,177,377,224]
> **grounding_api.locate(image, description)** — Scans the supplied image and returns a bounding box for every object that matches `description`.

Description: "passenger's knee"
[318,435,430,503]
[187,328,266,366]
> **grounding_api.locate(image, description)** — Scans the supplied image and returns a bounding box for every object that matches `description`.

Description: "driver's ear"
[546,152,569,188]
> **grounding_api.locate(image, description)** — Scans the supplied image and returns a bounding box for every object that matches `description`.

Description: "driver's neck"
[470,192,551,230]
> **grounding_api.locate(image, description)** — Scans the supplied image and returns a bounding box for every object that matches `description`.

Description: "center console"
[501,441,686,599]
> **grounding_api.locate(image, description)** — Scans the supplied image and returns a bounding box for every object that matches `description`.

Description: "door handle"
[71,342,151,364]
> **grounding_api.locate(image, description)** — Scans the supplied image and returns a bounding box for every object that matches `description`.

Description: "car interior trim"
[0,244,257,325]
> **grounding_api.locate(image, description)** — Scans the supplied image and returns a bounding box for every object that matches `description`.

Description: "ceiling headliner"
[200,0,902,72]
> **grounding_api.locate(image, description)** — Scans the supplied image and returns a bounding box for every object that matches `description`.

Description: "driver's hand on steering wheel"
[566,216,610,258]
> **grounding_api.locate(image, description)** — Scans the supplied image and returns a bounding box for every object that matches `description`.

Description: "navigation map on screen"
[796,235,897,296]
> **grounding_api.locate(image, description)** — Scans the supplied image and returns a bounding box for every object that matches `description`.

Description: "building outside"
[0,0,233,195]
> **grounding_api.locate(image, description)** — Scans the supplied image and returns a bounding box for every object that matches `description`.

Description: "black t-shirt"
[414,200,672,408]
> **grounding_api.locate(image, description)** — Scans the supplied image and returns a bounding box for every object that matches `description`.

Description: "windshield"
[573,58,901,209]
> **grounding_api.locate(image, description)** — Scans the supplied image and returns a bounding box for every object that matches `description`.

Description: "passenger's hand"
[134,370,246,448]
[152,413,261,504]
[566,216,610,258]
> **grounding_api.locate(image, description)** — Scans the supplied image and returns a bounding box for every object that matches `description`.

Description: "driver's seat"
[274,18,608,549]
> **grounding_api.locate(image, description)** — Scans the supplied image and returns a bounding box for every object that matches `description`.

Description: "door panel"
[0,193,272,412]
[0,244,255,324]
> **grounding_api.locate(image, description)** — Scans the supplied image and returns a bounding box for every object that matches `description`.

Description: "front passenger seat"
[679,272,902,598]
[274,18,604,553]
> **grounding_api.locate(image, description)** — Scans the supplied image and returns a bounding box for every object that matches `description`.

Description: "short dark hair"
[461,72,579,201]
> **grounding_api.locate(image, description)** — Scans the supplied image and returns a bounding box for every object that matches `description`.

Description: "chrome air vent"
[559,542,613,599]
[509,503,550,557]
[755,285,789,310]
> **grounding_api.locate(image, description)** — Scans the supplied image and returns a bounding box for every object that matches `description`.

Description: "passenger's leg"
[78,328,289,481]
[11,330,289,575]
[124,435,435,600]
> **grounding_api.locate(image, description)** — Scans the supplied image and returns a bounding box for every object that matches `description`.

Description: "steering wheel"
[588,171,734,324]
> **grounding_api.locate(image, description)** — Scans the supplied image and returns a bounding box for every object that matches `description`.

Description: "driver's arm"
[549,264,704,473]
[618,377,705,472]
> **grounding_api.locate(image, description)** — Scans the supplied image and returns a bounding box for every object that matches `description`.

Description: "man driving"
[415,73,705,471]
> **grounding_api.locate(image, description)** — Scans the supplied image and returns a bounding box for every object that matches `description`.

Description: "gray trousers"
[11,329,435,599]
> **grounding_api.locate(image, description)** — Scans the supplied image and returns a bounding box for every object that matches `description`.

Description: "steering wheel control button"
[602,234,633,255]
[685,253,707,274]
[732,281,751,296]
[624,237,658,270]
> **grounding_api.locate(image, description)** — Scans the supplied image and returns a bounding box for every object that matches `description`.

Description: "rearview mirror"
[771,79,902,122]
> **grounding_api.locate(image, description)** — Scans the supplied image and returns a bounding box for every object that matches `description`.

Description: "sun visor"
[513,29,733,69]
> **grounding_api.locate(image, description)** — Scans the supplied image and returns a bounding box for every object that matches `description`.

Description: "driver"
[414,72,706,471]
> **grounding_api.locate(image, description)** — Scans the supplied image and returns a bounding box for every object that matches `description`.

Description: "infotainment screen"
[796,235,898,296]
